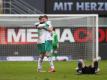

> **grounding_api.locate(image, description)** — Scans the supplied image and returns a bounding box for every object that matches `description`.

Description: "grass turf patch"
[0,60,107,80]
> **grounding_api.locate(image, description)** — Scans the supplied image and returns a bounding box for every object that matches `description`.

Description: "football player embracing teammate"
[35,15,55,72]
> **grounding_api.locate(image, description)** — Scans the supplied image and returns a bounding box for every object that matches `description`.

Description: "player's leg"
[37,54,45,72]
[37,43,46,72]
[45,40,55,72]
[76,59,85,73]
[53,45,58,61]
[92,59,100,73]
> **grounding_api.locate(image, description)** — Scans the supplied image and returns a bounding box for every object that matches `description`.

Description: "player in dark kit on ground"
[76,59,100,74]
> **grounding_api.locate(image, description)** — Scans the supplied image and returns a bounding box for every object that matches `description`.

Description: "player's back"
[45,21,53,41]
[35,22,47,43]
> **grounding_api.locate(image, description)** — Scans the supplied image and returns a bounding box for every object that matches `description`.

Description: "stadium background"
[0,0,107,60]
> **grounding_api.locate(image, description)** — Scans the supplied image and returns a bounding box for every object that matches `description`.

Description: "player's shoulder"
[46,21,51,24]
[46,21,52,28]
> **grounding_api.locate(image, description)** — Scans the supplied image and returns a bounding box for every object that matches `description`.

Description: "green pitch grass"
[0,60,107,80]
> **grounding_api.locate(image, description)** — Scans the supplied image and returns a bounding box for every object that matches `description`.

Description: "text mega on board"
[0,28,107,44]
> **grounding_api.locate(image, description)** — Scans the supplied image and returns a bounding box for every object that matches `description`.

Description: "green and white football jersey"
[36,22,50,43]
[45,21,53,41]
